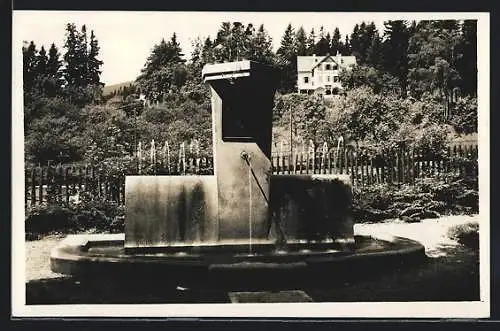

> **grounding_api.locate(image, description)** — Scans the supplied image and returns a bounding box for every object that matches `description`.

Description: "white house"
[297,53,357,96]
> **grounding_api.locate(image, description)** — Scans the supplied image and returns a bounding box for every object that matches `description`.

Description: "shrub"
[25,204,77,237]
[70,200,125,231]
[352,176,479,223]
[447,222,479,250]
[25,200,126,239]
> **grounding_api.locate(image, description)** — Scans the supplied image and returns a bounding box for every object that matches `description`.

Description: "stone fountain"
[50,61,425,290]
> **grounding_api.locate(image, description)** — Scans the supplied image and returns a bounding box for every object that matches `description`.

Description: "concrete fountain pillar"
[125,60,353,252]
[124,61,279,250]
[202,61,279,241]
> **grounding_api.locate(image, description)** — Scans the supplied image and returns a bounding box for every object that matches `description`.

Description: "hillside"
[103,81,135,96]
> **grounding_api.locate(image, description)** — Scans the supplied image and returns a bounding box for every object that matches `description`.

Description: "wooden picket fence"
[25,141,478,207]
[271,143,478,187]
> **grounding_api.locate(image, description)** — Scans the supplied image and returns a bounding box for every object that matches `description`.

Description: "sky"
[13,11,478,85]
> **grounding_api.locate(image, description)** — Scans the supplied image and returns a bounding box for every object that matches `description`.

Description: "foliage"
[24,19,478,167]
[136,33,187,103]
[382,20,410,97]
[447,221,479,250]
[23,23,105,165]
[272,92,334,146]
[62,24,103,90]
[25,97,87,164]
[449,96,478,135]
[352,172,478,223]
[276,23,298,92]
[339,65,399,94]
[25,200,126,239]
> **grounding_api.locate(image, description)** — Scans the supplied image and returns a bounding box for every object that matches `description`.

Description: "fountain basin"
[50,233,426,290]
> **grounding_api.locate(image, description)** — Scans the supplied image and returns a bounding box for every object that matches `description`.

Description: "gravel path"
[25,234,68,282]
[354,214,479,258]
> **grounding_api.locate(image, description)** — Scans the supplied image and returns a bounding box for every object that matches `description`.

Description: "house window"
[304,76,309,83]
[333,64,338,70]
[327,76,330,82]
[325,64,331,70]
[333,76,339,82]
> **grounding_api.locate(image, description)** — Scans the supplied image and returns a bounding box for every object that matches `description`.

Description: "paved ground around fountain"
[24,215,480,304]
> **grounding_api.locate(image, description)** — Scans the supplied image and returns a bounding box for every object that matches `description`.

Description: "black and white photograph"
[12,11,490,318]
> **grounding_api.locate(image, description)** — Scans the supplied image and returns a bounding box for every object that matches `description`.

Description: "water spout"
[241,151,253,255]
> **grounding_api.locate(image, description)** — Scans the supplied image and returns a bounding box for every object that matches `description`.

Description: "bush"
[71,200,125,231]
[25,200,126,239]
[352,176,479,223]
[447,222,479,250]
[25,205,77,237]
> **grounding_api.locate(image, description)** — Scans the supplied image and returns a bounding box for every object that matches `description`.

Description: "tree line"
[135,20,476,99]
[23,19,478,168]
[23,23,105,164]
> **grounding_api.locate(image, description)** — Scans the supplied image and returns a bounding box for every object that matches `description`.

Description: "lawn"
[25,215,480,304]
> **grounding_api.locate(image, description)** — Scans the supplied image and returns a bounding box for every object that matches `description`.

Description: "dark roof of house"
[297,54,356,73]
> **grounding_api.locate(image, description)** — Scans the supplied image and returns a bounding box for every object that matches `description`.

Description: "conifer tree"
[295,26,308,56]
[63,23,85,87]
[314,26,330,55]
[136,33,188,103]
[47,43,62,77]
[22,41,38,91]
[340,35,351,55]
[366,31,383,69]
[330,27,342,55]
[306,28,316,55]
[456,20,477,96]
[277,23,298,92]
[35,46,48,76]
[249,24,274,64]
[87,30,104,86]
[383,20,409,97]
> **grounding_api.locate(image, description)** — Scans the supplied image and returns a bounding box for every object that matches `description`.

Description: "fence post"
[322,142,328,174]
[309,141,315,175]
[458,144,464,177]
[29,168,35,207]
[361,153,366,186]
[25,169,29,206]
[46,166,53,204]
[57,165,63,203]
[97,167,102,199]
[150,139,156,175]
[375,155,381,184]
[65,167,70,205]
[409,147,415,186]
[294,153,298,174]
[137,141,142,175]
[282,144,287,175]
[350,150,355,185]
[179,142,186,175]
[195,140,200,175]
